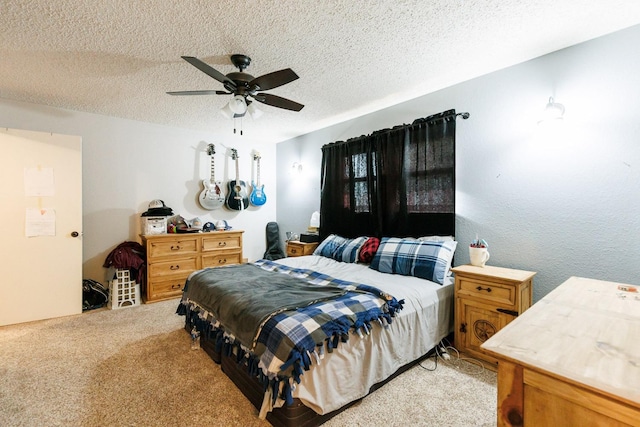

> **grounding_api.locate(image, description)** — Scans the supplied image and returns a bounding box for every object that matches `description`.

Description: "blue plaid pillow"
[369,237,457,285]
[313,234,347,258]
[333,236,368,263]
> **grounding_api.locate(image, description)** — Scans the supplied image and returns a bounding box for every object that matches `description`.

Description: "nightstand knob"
[476,286,492,292]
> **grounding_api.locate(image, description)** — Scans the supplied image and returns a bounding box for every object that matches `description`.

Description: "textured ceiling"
[2,1,640,143]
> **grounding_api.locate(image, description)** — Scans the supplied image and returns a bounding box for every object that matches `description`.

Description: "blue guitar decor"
[250,152,266,206]
[226,148,249,211]
[198,143,225,210]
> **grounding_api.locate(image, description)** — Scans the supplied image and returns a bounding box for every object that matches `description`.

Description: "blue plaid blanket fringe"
[177,259,404,408]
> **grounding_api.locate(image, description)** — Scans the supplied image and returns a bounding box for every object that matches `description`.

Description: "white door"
[0,128,82,326]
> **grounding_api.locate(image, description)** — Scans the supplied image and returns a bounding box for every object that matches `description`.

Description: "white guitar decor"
[250,152,266,206]
[198,143,225,210]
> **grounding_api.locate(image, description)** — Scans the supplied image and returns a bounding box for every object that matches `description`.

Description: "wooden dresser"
[482,276,640,426]
[141,230,243,303]
[451,264,535,367]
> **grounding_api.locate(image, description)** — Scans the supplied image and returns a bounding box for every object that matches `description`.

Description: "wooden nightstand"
[451,264,535,367]
[286,240,319,257]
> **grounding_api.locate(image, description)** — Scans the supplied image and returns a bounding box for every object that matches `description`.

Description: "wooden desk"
[482,276,640,426]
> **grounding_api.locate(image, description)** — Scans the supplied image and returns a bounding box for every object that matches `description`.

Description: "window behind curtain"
[320,109,456,239]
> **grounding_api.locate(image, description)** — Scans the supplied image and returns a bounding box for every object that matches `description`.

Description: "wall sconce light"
[538,97,565,124]
[291,162,303,174]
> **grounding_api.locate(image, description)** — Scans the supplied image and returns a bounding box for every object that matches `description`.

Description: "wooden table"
[482,276,640,426]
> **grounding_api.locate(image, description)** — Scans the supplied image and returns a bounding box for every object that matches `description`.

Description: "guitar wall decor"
[226,148,249,211]
[249,152,266,206]
[199,143,225,210]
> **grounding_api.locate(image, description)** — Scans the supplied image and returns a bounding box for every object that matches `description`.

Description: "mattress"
[269,255,454,415]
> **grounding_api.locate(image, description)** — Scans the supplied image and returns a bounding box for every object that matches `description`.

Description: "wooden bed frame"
[187,320,441,427]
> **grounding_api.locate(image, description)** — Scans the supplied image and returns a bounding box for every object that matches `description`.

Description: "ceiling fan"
[167,54,304,118]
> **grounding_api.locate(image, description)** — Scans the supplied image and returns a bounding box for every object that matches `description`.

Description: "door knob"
[71,231,80,238]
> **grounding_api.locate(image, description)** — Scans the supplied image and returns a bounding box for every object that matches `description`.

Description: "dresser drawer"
[202,251,242,268]
[202,233,242,252]
[147,237,198,259]
[148,277,186,301]
[149,257,198,278]
[458,277,516,307]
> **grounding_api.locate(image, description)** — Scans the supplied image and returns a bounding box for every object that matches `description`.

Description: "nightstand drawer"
[458,277,516,307]
[148,237,198,259]
[149,258,198,277]
[287,241,318,257]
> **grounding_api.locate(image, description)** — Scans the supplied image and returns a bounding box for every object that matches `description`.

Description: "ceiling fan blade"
[181,56,237,90]
[250,68,299,91]
[166,90,230,96]
[253,93,304,111]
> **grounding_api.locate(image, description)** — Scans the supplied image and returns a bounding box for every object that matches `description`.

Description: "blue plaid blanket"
[178,259,404,406]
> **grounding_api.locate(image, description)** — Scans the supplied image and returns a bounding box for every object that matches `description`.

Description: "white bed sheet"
[272,255,454,415]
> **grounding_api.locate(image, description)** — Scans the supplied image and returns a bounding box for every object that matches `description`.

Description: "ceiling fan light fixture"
[247,102,263,120]
[229,95,247,115]
[220,103,235,119]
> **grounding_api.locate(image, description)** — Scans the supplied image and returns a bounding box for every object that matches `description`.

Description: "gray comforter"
[183,263,347,347]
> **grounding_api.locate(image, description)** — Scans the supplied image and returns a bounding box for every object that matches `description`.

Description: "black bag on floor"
[82,279,109,311]
[263,221,285,261]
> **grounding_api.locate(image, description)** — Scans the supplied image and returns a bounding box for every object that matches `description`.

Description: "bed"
[177,233,457,426]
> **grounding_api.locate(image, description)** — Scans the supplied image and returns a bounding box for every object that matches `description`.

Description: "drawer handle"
[460,323,467,333]
[497,308,518,316]
[218,241,227,247]
[218,258,227,264]
[291,249,298,253]
[171,284,182,290]
[476,286,492,292]
[171,245,181,251]
[170,265,180,270]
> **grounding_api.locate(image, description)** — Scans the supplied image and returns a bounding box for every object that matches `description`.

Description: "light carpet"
[0,300,496,426]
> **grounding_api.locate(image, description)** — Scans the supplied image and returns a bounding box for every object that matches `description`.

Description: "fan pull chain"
[232,117,244,136]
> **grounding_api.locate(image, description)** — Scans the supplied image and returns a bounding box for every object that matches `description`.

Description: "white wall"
[276,25,640,301]
[0,99,278,283]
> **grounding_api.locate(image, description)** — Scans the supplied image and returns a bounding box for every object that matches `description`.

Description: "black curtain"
[319,109,456,240]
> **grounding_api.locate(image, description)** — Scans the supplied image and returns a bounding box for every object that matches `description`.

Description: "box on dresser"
[140,230,244,303]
